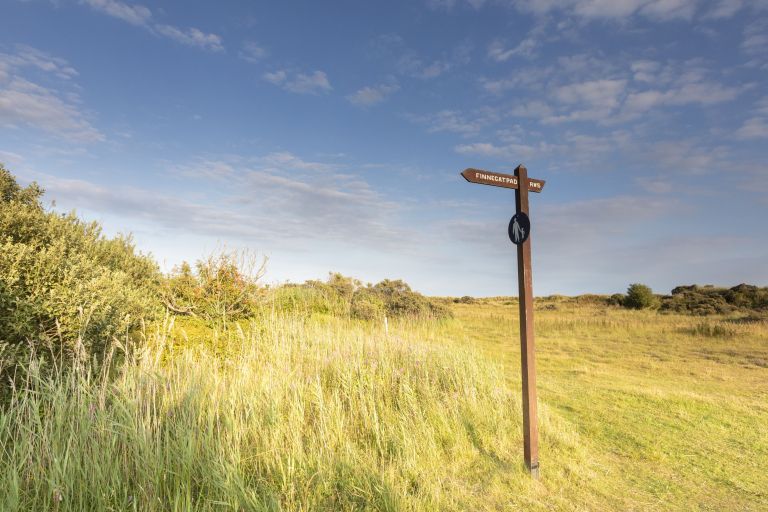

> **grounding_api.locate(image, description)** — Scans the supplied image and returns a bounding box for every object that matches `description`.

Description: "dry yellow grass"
[0,300,766,510]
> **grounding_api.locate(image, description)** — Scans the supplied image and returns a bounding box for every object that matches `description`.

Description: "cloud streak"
[45,151,416,253]
[0,47,103,142]
[263,70,332,95]
[347,83,400,106]
[81,0,223,51]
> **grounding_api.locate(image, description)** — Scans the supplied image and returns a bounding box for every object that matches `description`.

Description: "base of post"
[528,461,540,480]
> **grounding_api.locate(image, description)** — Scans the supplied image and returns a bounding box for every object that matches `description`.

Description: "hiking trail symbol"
[509,212,530,245]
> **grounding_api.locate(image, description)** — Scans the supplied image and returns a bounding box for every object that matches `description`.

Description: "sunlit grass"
[1,302,766,510]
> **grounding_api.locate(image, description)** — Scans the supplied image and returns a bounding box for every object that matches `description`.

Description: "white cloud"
[375,34,471,79]
[0,79,102,142]
[495,57,746,125]
[0,149,24,165]
[620,77,746,119]
[263,70,332,95]
[742,19,768,56]
[510,100,554,118]
[347,83,400,106]
[454,140,552,160]
[0,47,103,142]
[735,117,768,139]
[409,108,499,134]
[555,78,627,107]
[81,0,151,26]
[239,41,268,63]
[514,0,699,20]
[487,20,549,62]
[263,70,287,85]
[258,151,337,172]
[651,139,728,173]
[426,0,487,9]
[154,25,224,52]
[1,45,78,80]
[40,152,412,250]
[488,38,537,61]
[81,0,224,51]
[545,78,628,123]
[703,0,745,18]
[630,60,660,82]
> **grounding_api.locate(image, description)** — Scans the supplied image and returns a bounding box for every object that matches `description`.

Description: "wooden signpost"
[461,164,545,479]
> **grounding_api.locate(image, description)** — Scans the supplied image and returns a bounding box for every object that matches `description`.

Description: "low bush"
[658,283,768,316]
[350,288,385,320]
[267,274,452,321]
[162,251,266,324]
[372,279,452,320]
[608,293,625,307]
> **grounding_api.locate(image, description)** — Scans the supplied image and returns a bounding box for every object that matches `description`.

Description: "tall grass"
[0,313,537,511]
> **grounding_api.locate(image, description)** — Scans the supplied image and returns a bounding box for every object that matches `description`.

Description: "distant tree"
[624,283,657,309]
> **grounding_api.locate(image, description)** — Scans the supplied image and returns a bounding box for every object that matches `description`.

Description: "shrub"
[608,293,625,307]
[658,283,766,315]
[0,164,160,364]
[350,288,386,320]
[660,292,734,316]
[372,279,452,320]
[623,283,657,310]
[268,275,452,321]
[162,251,266,323]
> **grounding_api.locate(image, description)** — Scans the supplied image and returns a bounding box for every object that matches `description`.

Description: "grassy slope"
[419,300,768,511]
[1,301,766,510]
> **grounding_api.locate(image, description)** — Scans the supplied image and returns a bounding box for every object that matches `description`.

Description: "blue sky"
[1,0,767,296]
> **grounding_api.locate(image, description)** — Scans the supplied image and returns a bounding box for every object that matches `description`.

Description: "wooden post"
[460,164,544,477]
[514,164,540,478]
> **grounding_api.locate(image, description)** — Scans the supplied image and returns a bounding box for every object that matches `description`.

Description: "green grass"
[1,301,766,510]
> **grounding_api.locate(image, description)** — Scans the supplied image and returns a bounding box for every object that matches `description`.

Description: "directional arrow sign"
[461,168,545,192]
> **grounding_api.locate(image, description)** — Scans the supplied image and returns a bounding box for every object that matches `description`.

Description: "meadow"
[1,297,765,511]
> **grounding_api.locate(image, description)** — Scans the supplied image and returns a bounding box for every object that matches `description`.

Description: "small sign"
[461,168,545,192]
[508,212,530,245]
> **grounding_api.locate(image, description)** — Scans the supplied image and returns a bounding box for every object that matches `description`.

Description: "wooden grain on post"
[459,162,544,479]
[514,164,540,478]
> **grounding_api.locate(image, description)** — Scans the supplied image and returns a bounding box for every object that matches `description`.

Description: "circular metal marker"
[508,212,530,245]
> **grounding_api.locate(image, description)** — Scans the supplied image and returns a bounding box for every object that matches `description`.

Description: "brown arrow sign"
[461,168,545,192]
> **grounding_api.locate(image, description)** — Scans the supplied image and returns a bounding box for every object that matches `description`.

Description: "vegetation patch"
[0,165,159,372]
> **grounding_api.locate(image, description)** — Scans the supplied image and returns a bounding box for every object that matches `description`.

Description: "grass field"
[1,299,766,511]
[437,300,768,511]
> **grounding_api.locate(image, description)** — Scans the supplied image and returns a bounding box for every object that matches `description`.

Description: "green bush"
[350,288,386,320]
[608,293,625,307]
[658,283,768,316]
[661,291,734,316]
[372,279,452,320]
[623,283,658,310]
[266,274,451,322]
[0,164,160,363]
